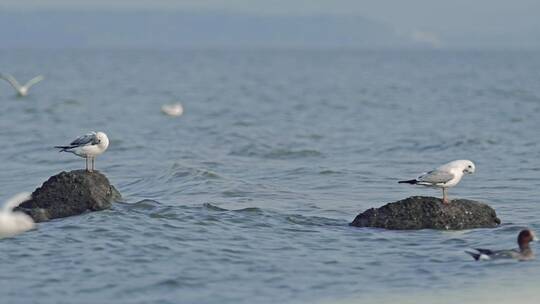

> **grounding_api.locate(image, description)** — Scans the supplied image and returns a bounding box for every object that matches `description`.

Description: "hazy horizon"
[1,1,539,49]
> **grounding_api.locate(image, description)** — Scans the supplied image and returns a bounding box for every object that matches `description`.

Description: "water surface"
[1,49,540,303]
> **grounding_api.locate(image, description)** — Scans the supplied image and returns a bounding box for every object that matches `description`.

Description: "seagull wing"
[0,74,22,90]
[23,75,44,88]
[70,132,98,147]
[2,192,31,212]
[417,169,455,184]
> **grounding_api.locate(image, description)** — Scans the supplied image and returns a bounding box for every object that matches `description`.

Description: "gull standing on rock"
[0,193,35,239]
[55,131,109,172]
[0,74,44,97]
[398,160,476,204]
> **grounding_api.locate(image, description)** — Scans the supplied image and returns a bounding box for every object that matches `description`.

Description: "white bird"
[55,131,110,172]
[398,160,476,204]
[0,74,44,97]
[161,103,184,117]
[0,192,35,239]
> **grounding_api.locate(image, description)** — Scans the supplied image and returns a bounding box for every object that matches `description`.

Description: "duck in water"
[466,229,537,261]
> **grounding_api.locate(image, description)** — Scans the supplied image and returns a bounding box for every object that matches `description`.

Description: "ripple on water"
[229,142,323,159]
[165,163,223,181]
[202,202,228,211]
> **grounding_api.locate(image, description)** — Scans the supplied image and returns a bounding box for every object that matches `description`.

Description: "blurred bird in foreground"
[0,193,35,239]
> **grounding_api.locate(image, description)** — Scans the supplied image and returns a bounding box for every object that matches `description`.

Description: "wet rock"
[16,170,121,222]
[350,196,500,230]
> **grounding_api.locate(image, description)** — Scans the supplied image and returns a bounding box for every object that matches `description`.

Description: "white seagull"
[398,160,476,204]
[161,103,184,117]
[0,74,44,97]
[55,131,110,172]
[0,192,35,239]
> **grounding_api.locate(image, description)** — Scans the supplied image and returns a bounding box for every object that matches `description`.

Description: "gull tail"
[398,179,417,184]
[54,145,72,152]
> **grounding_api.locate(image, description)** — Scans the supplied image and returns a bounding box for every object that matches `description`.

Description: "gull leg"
[92,157,95,172]
[85,157,89,172]
[442,188,449,204]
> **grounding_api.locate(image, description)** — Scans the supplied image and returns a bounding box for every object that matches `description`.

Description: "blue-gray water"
[1,49,540,303]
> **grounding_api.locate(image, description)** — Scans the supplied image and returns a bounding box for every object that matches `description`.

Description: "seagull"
[0,74,44,97]
[161,103,184,117]
[55,131,110,172]
[0,192,35,239]
[466,229,537,261]
[398,160,476,204]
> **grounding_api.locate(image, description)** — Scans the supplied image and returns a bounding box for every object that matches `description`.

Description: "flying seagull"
[398,160,475,204]
[55,131,110,172]
[0,192,35,239]
[0,74,44,97]
[466,229,537,261]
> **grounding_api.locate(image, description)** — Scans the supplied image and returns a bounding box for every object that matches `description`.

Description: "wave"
[230,143,323,159]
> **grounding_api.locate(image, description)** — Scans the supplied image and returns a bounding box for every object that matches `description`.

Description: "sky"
[1,0,539,48]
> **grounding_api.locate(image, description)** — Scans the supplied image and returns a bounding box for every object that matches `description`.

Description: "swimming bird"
[55,131,110,172]
[161,103,184,117]
[466,229,537,261]
[0,192,35,239]
[398,160,475,204]
[0,74,44,97]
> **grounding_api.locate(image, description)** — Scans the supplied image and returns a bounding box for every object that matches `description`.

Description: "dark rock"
[350,196,500,230]
[16,170,121,222]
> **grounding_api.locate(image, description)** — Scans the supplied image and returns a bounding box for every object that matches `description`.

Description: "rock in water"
[16,170,121,222]
[350,196,500,230]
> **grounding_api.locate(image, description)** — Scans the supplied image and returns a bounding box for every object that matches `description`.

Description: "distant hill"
[0,10,416,49]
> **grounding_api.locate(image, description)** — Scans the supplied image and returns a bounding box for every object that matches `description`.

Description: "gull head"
[18,87,29,96]
[95,132,110,151]
[458,160,475,174]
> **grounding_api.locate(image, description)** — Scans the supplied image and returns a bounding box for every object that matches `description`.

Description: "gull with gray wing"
[399,160,476,204]
[55,131,110,172]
